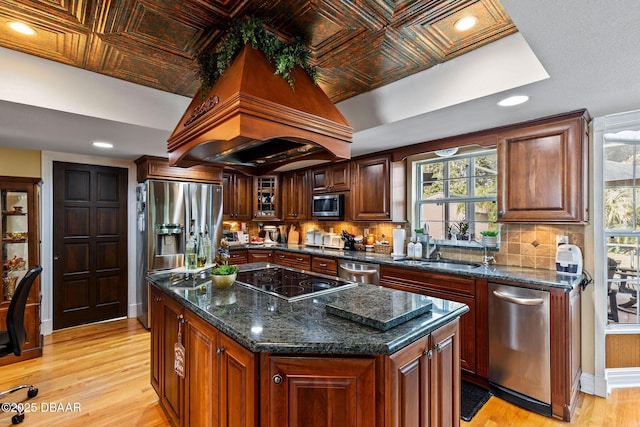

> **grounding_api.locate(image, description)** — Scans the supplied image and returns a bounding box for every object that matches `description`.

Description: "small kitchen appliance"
[555,244,583,276]
[312,194,344,218]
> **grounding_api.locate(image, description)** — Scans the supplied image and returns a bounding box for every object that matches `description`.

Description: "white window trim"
[593,110,640,398]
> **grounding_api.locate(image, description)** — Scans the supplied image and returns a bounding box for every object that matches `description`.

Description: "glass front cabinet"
[0,176,42,364]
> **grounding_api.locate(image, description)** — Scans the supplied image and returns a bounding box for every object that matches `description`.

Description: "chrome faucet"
[424,233,437,258]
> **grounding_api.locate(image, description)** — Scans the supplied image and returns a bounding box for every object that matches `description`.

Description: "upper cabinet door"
[497,111,589,223]
[311,162,350,193]
[351,155,391,221]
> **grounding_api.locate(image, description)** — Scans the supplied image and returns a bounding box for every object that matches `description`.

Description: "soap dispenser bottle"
[407,239,415,258]
[414,238,423,259]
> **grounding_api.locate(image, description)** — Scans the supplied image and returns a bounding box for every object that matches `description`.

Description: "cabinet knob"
[498,210,504,216]
[424,349,433,359]
[272,374,283,385]
[216,347,225,355]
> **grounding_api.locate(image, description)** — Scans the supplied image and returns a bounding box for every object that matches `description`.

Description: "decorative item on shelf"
[2,255,25,301]
[480,230,499,247]
[6,232,27,240]
[196,15,317,94]
[450,221,470,241]
[216,238,231,265]
[210,264,238,289]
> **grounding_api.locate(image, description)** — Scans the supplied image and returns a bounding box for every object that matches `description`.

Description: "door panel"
[53,162,128,329]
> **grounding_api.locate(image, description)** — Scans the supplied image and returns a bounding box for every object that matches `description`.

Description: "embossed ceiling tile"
[0,0,94,28]
[414,0,516,58]
[248,0,387,59]
[316,67,369,102]
[390,0,467,27]
[95,0,227,59]
[86,36,195,95]
[0,10,89,67]
[375,27,439,83]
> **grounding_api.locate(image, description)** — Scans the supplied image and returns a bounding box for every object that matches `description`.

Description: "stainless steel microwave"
[312,194,344,218]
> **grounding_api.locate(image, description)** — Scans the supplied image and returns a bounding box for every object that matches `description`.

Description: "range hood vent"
[167,45,352,175]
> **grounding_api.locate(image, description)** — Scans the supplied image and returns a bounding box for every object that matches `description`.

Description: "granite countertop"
[233,243,584,290]
[148,263,469,355]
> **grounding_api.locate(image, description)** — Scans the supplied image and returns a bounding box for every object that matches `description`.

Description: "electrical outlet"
[556,235,569,246]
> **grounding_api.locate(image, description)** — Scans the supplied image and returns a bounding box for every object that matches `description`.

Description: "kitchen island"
[148,262,469,427]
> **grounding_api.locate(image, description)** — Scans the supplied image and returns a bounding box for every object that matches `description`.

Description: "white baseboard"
[606,368,640,394]
[580,372,596,395]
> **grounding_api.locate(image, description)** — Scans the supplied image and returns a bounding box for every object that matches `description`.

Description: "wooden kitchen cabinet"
[497,110,589,223]
[254,175,280,220]
[155,287,184,426]
[310,162,350,193]
[273,250,311,270]
[135,155,222,183]
[184,310,258,427]
[387,318,460,427]
[264,355,377,427]
[0,176,42,366]
[248,249,273,264]
[281,170,309,220]
[222,172,252,220]
[311,255,338,275]
[380,266,479,377]
[351,154,391,221]
[150,284,258,427]
[228,249,248,265]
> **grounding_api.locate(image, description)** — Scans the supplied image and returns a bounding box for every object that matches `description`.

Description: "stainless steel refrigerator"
[136,179,223,328]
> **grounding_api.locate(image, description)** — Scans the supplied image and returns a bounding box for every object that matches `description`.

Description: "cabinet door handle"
[434,343,442,353]
[423,349,433,359]
[272,374,283,385]
[319,263,327,267]
[216,347,225,355]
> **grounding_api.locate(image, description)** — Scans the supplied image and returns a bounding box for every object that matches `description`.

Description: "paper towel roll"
[393,226,406,256]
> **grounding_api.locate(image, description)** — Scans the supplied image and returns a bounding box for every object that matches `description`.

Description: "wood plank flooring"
[1,318,638,426]
[0,318,168,426]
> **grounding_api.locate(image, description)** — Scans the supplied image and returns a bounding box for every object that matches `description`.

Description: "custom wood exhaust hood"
[167,46,352,175]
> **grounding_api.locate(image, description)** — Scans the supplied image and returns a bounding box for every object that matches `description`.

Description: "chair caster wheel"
[27,387,38,398]
[11,413,24,424]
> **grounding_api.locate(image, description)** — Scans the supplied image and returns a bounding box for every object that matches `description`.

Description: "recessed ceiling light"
[454,16,477,32]
[497,95,529,107]
[92,141,113,149]
[8,22,36,35]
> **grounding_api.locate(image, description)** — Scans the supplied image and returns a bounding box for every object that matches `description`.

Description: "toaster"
[556,244,583,276]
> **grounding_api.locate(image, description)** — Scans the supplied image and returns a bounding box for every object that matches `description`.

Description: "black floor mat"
[461,381,491,422]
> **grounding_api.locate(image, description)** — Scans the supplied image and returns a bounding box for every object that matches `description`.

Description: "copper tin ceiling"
[0,0,516,103]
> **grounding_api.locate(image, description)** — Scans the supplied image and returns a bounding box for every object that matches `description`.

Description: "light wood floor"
[1,318,639,426]
[0,318,169,426]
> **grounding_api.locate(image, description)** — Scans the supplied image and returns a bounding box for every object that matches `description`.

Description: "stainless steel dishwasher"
[488,283,551,417]
[338,260,380,285]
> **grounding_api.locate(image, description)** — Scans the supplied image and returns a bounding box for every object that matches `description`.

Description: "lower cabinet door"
[266,356,376,427]
[184,311,220,427]
[219,333,258,427]
[160,295,184,426]
[429,319,460,427]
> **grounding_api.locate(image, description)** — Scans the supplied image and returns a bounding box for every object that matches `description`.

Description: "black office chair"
[0,265,42,425]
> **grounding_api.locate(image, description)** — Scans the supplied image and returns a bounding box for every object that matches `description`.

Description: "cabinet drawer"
[228,250,248,265]
[248,250,273,263]
[273,251,311,269]
[380,265,475,298]
[311,256,337,275]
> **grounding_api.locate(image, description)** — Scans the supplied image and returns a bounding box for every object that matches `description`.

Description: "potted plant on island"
[480,230,499,248]
[210,264,239,289]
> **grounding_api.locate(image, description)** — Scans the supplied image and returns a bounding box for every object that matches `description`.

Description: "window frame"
[411,148,498,248]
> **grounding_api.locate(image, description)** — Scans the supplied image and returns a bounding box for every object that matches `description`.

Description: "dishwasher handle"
[492,290,545,306]
[340,266,378,275]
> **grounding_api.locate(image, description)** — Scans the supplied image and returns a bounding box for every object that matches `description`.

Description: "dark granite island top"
[147,262,469,355]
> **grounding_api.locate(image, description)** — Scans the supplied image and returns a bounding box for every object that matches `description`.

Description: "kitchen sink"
[398,258,482,270]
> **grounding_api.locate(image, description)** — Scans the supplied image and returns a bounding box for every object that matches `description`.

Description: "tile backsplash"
[247,221,585,271]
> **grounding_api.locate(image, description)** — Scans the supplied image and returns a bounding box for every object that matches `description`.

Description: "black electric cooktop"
[235,265,357,301]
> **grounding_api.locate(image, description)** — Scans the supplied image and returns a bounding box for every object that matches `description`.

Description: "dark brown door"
[53,162,128,329]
